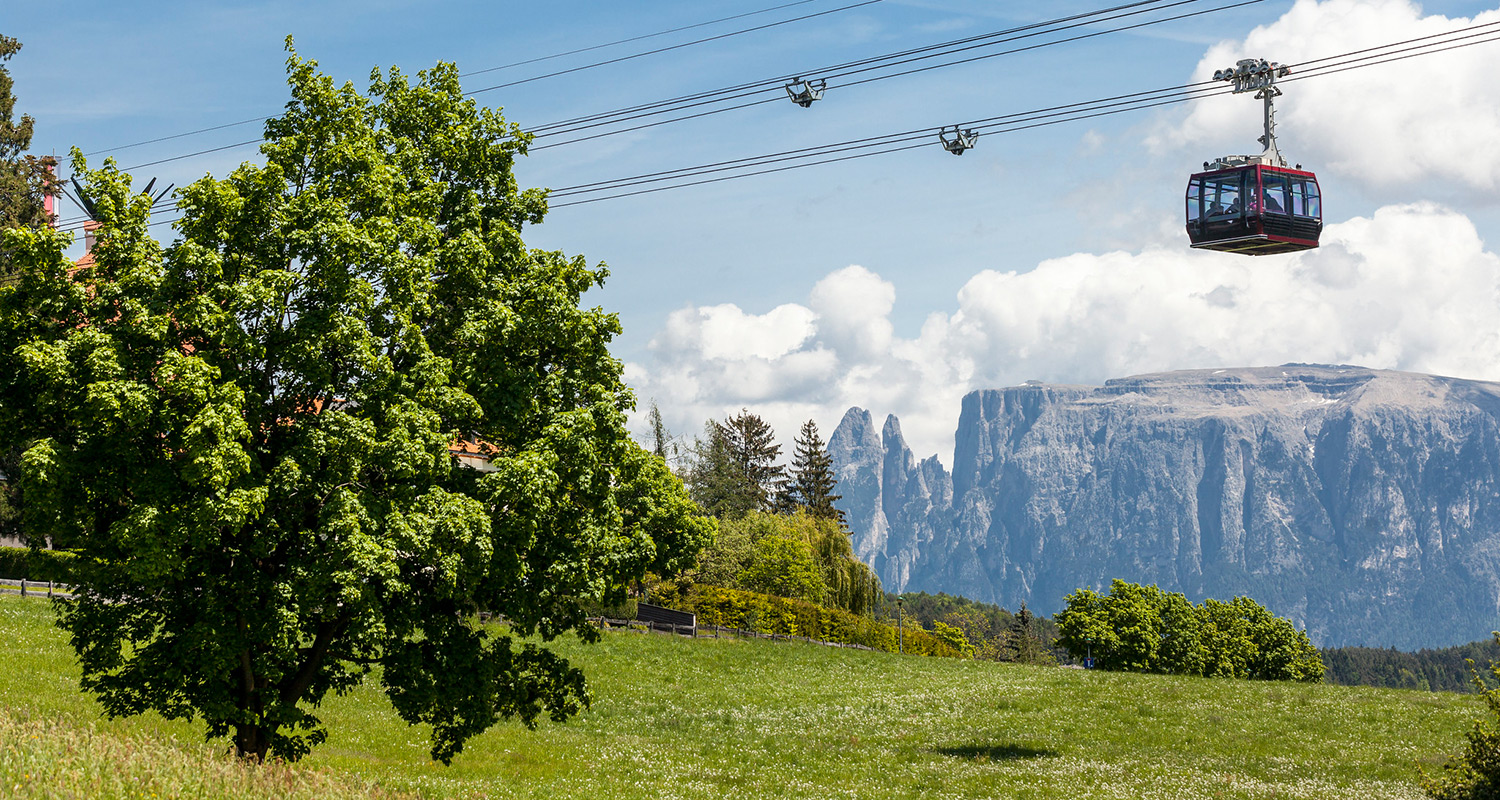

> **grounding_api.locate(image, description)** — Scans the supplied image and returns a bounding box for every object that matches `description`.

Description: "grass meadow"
[0,593,1482,799]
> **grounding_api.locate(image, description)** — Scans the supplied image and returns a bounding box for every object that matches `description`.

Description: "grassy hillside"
[0,594,1480,799]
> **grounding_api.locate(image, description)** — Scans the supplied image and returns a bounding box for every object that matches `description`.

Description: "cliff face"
[829,365,1500,648]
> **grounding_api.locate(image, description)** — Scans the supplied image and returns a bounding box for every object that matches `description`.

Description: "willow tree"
[0,44,711,763]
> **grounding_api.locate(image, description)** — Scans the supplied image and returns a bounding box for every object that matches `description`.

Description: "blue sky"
[8,0,1500,460]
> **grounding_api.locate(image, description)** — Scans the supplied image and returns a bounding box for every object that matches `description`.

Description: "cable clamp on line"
[939,125,979,155]
[785,77,828,107]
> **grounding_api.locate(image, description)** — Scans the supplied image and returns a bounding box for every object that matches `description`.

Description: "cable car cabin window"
[1289,179,1321,218]
[1204,173,1244,219]
[1186,178,1206,222]
[1261,171,1289,215]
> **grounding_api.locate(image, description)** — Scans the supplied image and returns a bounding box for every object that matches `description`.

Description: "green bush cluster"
[1055,579,1324,682]
[0,546,75,583]
[1424,634,1500,799]
[672,584,959,658]
[581,598,639,621]
[690,510,881,615]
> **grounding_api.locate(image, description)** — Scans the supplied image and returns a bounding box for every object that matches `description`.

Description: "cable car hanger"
[785,77,828,107]
[1185,57,1322,256]
[1207,58,1291,170]
[938,125,979,155]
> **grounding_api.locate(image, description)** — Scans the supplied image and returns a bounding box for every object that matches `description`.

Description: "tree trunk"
[234,723,271,762]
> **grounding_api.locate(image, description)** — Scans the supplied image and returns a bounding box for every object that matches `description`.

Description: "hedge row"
[0,546,76,583]
[672,584,959,658]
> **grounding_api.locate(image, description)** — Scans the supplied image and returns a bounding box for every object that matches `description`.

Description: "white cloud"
[629,1,1500,465]
[1155,0,1500,195]
[631,203,1500,463]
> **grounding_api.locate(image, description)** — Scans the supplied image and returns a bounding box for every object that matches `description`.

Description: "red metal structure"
[1186,163,1321,255]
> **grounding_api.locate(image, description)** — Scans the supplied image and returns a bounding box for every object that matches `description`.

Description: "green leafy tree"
[738,536,824,604]
[0,46,711,764]
[781,419,845,524]
[1056,579,1319,681]
[932,619,975,658]
[1425,635,1500,800]
[691,510,878,615]
[0,35,57,543]
[0,35,55,238]
[686,420,758,519]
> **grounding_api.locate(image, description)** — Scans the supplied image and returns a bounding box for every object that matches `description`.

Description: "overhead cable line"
[529,0,1253,152]
[465,0,887,94]
[460,0,832,77]
[84,0,884,158]
[525,0,1175,135]
[62,20,1500,224]
[97,0,1223,171]
[545,26,1500,207]
[105,0,1196,170]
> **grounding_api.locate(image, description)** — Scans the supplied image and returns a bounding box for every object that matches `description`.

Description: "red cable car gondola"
[1186,59,1322,255]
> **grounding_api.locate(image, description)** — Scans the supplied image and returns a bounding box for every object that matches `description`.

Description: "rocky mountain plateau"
[829,365,1500,649]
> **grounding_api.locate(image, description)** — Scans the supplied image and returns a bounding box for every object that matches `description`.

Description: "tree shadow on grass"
[934,743,1058,762]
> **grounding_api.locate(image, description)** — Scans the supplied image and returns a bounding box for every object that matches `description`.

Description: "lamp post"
[897,595,904,655]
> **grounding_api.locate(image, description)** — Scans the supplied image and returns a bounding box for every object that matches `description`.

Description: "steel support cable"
[532,5,1488,147]
[548,90,1235,207]
[1283,30,1500,83]
[82,0,879,157]
[1284,25,1500,78]
[548,132,934,197]
[529,0,1247,152]
[1284,18,1500,71]
[114,1,1197,168]
[550,141,933,207]
[460,0,832,78]
[70,26,1500,220]
[527,0,1173,134]
[464,0,888,95]
[550,33,1500,207]
[530,0,1195,137]
[549,83,1227,198]
[826,0,1264,92]
[550,79,1225,194]
[85,6,1494,161]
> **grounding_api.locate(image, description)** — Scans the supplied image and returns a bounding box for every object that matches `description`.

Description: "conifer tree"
[719,409,785,512]
[687,421,758,519]
[647,400,674,463]
[1010,604,1049,664]
[784,419,845,525]
[0,36,55,240]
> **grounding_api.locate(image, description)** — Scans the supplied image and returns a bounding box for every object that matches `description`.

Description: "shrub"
[1424,635,1500,800]
[678,584,958,658]
[1055,578,1322,682]
[0,546,75,583]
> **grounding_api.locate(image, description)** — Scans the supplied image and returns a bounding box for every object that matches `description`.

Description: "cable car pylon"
[1185,58,1322,255]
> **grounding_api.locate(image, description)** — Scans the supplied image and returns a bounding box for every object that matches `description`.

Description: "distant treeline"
[1321,637,1500,693]
[880,590,1060,663]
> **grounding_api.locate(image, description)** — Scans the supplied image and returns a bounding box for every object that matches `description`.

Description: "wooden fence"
[0,577,72,599]
[574,614,875,651]
[0,586,877,653]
